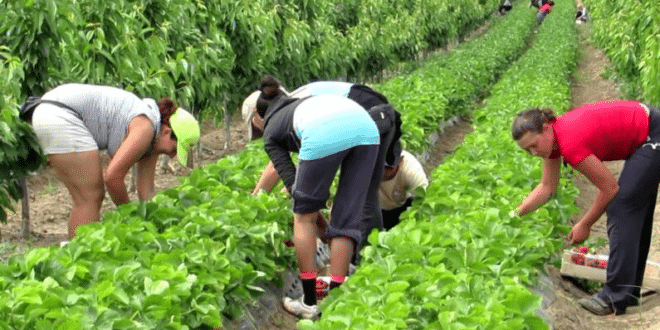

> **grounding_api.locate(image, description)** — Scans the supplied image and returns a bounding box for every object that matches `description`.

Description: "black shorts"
[292,144,380,243]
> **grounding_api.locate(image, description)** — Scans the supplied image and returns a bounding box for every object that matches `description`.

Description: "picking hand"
[568,222,591,245]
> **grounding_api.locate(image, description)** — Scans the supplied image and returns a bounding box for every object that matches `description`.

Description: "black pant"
[599,104,660,313]
[349,105,400,264]
[382,197,414,230]
[356,107,398,249]
[499,4,512,12]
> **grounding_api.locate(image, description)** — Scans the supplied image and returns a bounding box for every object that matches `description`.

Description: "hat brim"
[242,91,261,124]
[169,107,200,166]
[177,140,190,165]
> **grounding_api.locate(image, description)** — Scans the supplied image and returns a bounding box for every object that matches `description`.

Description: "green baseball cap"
[170,107,200,165]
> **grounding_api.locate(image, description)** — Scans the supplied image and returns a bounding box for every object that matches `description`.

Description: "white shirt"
[379,150,429,210]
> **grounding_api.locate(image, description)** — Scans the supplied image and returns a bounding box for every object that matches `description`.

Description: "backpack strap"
[19,97,77,122]
[39,99,77,113]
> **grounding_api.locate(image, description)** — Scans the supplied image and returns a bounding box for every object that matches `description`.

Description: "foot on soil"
[282,296,321,320]
[578,295,614,316]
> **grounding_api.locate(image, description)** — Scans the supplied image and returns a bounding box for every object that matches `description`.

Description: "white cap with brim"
[169,107,200,165]
[241,86,291,141]
[241,91,261,141]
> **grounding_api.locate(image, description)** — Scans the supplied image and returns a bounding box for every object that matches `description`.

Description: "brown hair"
[256,75,285,117]
[157,97,178,126]
[511,108,557,140]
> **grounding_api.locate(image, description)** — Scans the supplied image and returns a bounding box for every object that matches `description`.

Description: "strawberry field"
[2,0,660,329]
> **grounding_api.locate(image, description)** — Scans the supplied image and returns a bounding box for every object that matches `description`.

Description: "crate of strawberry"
[561,246,660,290]
[568,246,608,269]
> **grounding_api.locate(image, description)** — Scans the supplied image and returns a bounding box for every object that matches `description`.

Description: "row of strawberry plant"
[584,0,660,105]
[373,3,537,154]
[302,2,579,329]
[0,4,537,328]
[0,143,300,329]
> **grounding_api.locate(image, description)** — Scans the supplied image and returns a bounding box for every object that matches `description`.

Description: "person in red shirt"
[537,0,554,24]
[511,100,660,316]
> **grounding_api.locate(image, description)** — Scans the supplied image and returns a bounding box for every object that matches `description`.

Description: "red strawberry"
[586,256,599,268]
[572,246,589,254]
[316,279,329,290]
[571,253,585,265]
[316,278,329,300]
[597,259,608,269]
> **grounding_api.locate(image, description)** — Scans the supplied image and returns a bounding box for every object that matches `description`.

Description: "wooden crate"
[560,250,660,291]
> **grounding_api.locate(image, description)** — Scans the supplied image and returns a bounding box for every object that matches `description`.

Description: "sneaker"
[282,296,321,320]
[578,295,615,315]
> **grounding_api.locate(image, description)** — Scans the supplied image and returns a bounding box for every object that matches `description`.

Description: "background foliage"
[585,0,660,105]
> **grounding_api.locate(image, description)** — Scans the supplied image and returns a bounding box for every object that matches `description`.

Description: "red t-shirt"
[551,100,649,167]
[540,4,552,13]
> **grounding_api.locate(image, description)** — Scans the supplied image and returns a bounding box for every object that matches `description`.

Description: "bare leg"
[294,212,319,274]
[48,150,105,238]
[329,237,354,277]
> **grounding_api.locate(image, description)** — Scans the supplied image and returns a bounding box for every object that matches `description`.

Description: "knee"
[76,187,105,207]
[294,212,318,225]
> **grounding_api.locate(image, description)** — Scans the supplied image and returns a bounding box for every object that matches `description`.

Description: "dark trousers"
[599,105,660,312]
[294,144,380,244]
[382,197,414,230]
[347,105,398,253]
[356,121,393,250]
